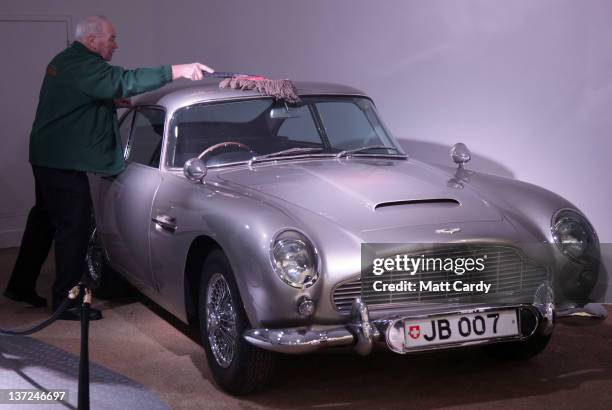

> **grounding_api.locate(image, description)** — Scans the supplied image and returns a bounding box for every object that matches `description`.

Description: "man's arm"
[76,61,214,100]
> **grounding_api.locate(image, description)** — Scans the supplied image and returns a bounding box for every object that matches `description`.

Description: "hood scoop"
[375,198,460,210]
[218,159,503,230]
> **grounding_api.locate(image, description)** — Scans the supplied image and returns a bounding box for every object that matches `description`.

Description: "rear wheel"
[85,228,132,299]
[199,250,276,394]
[484,334,552,360]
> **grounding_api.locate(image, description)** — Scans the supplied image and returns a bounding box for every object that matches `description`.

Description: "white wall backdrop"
[0,18,68,247]
[0,0,156,66]
[1,0,611,248]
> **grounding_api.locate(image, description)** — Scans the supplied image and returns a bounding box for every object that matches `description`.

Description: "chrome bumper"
[243,299,378,355]
[243,299,606,355]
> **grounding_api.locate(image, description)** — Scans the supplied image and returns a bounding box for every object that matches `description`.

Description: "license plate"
[403,310,519,350]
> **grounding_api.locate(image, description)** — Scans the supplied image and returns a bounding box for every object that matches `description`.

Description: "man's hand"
[114,98,133,108]
[172,63,214,81]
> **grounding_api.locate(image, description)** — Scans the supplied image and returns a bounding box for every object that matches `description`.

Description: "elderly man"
[3,16,214,320]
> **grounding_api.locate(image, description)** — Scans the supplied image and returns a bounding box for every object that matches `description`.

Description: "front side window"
[167,96,401,168]
[127,107,165,168]
[276,104,320,144]
[317,101,384,150]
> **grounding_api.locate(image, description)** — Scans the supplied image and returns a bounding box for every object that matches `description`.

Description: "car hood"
[216,158,503,232]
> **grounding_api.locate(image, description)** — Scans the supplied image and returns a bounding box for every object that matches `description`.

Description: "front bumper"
[243,300,607,355]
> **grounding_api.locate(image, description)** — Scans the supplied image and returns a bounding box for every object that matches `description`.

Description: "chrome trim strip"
[165,152,408,173]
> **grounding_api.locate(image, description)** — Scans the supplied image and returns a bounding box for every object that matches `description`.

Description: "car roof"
[133,80,369,111]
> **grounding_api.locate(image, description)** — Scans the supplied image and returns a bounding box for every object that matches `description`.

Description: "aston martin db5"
[87,82,607,394]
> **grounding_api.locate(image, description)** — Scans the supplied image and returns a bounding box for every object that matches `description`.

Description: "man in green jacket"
[3,15,214,320]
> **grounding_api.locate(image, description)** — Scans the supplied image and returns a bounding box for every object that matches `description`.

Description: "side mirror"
[450,142,471,168]
[183,158,207,183]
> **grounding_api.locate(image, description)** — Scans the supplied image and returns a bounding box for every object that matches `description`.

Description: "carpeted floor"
[0,248,254,409]
[0,334,170,409]
[1,247,612,410]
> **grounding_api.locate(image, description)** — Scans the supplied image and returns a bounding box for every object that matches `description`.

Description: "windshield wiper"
[249,147,324,164]
[335,145,403,158]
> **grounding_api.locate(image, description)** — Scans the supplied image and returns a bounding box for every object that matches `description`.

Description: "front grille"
[333,245,548,312]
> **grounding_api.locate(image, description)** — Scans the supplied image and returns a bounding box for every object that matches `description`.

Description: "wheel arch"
[184,235,222,325]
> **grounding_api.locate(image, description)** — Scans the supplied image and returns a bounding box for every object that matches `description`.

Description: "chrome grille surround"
[332,245,549,313]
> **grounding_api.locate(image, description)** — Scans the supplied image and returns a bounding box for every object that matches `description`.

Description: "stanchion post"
[78,285,91,410]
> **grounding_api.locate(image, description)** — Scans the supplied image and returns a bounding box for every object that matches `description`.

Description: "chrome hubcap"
[206,273,237,368]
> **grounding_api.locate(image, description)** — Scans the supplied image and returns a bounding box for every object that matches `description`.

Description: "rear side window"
[127,108,165,168]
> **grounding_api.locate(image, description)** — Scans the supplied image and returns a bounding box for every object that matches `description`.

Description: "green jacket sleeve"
[75,59,172,99]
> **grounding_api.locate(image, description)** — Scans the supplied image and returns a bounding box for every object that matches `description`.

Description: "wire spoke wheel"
[206,272,238,368]
[86,229,104,283]
[199,250,277,394]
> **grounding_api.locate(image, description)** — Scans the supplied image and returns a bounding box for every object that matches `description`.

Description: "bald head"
[75,16,117,61]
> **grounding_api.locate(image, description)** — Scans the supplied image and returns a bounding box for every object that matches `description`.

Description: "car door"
[90,108,134,242]
[100,106,165,290]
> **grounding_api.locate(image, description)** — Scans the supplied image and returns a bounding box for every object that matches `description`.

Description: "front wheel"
[199,250,276,394]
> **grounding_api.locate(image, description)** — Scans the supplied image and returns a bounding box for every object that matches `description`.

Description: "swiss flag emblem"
[408,325,421,339]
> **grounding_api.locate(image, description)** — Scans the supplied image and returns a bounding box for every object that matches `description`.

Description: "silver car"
[87,82,607,394]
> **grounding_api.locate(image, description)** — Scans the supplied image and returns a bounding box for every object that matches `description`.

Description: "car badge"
[435,228,461,235]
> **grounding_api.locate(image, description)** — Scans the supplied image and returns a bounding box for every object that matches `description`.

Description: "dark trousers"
[6,165,91,310]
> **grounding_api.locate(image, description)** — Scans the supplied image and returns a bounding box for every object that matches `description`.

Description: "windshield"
[167,96,403,167]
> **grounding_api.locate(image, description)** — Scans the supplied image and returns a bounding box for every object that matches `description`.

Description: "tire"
[199,250,277,395]
[483,334,552,360]
[85,228,132,300]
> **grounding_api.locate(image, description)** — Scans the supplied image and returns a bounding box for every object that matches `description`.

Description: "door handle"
[152,215,177,233]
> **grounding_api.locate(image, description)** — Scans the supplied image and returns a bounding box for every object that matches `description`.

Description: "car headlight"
[270,230,319,289]
[551,209,599,262]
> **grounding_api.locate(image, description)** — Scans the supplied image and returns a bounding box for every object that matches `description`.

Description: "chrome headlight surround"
[270,230,320,289]
[551,209,599,263]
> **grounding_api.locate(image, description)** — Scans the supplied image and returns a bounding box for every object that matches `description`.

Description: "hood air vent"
[374,198,460,210]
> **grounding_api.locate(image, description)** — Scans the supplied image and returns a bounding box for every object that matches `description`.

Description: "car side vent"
[374,198,460,210]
